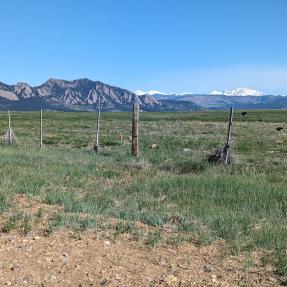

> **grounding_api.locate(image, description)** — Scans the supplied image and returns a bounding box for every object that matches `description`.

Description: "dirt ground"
[0,197,284,287]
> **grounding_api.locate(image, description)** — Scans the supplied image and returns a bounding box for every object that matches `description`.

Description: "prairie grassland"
[0,110,286,273]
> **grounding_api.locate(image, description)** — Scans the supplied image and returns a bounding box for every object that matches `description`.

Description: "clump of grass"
[73,134,90,147]
[1,211,32,234]
[43,135,59,145]
[78,217,96,231]
[2,212,21,233]
[275,244,287,276]
[48,213,72,230]
[175,159,208,174]
[129,159,151,171]
[100,169,122,178]
[19,213,32,235]
[45,191,84,213]
[0,193,10,213]
[102,138,122,147]
[48,212,97,232]
[207,147,233,165]
[35,208,44,219]
[165,234,184,247]
[145,230,162,247]
[114,221,135,236]
[131,228,145,241]
[45,191,60,205]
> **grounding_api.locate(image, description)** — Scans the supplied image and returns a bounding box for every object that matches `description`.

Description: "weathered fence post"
[224,106,233,164]
[8,110,12,145]
[40,109,43,148]
[94,98,101,153]
[131,102,139,157]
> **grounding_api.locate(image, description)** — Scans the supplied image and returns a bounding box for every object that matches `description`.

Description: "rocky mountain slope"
[0,79,156,111]
[0,79,202,112]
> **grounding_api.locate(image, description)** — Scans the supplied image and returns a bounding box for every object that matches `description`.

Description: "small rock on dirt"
[164,274,178,286]
[100,279,109,286]
[61,253,69,265]
[203,264,213,272]
[142,276,153,286]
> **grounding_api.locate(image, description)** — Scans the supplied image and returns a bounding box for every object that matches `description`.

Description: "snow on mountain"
[210,88,264,97]
[136,87,266,97]
[210,90,223,95]
[177,92,193,96]
[134,90,172,96]
[135,90,193,96]
[136,88,264,97]
[224,88,263,96]
[134,90,163,96]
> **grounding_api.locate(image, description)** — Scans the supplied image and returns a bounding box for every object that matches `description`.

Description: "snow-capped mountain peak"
[136,87,264,97]
[134,90,172,96]
[210,90,223,96]
[210,87,264,97]
[134,90,194,96]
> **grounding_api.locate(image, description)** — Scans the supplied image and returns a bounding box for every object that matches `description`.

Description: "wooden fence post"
[131,102,139,157]
[40,109,43,148]
[224,107,233,164]
[8,110,12,145]
[94,98,101,153]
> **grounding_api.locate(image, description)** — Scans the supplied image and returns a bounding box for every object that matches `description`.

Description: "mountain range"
[210,87,263,96]
[135,87,265,97]
[135,88,287,110]
[0,79,201,112]
[0,79,160,111]
[0,79,286,111]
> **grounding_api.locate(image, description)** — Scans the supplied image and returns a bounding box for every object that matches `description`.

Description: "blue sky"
[0,0,287,94]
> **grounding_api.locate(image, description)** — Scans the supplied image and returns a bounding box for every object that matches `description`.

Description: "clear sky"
[1,0,287,94]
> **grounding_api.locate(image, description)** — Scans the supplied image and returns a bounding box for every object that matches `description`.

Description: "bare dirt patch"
[0,196,283,287]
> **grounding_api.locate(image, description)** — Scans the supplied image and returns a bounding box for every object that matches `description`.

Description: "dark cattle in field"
[241,112,248,116]
[276,127,283,132]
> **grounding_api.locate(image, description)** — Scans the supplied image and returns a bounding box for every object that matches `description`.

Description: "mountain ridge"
[137,88,287,110]
[1,79,286,111]
[152,93,287,110]
[0,78,201,112]
[210,87,263,97]
[136,87,266,97]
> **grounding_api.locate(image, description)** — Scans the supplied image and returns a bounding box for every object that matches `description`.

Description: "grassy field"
[0,109,286,274]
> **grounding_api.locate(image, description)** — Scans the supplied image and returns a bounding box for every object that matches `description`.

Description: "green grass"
[0,110,286,273]
[2,210,32,234]
[0,193,10,213]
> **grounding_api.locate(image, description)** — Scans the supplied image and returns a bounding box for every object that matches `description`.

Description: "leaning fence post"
[131,102,139,157]
[8,110,12,145]
[224,106,233,164]
[40,109,43,148]
[94,97,101,153]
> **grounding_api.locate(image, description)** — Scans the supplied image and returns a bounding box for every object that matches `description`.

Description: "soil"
[0,196,284,287]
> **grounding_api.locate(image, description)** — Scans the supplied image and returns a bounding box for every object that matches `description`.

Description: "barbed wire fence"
[0,107,234,164]
[0,106,140,155]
